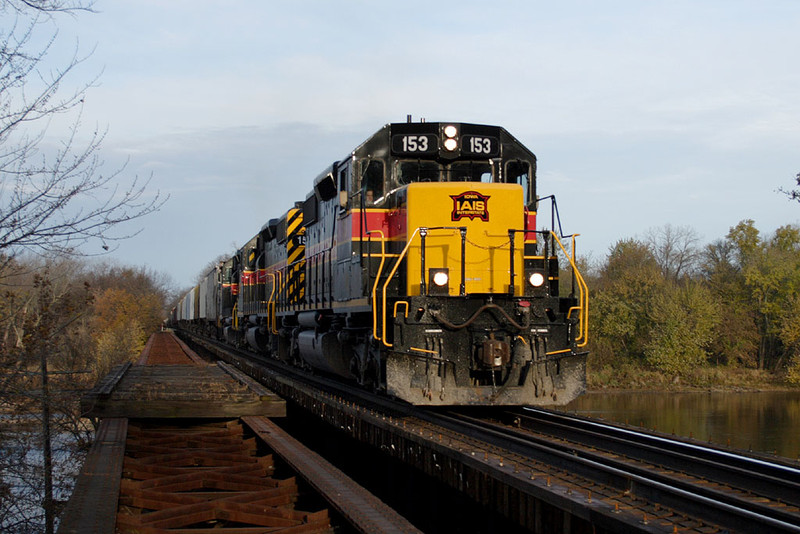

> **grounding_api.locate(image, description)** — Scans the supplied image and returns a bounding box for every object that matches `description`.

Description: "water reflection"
[558,391,800,460]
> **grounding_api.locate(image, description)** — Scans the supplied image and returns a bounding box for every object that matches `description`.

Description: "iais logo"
[450,191,490,222]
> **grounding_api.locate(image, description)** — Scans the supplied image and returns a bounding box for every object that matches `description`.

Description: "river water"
[0,421,86,533]
[557,390,800,461]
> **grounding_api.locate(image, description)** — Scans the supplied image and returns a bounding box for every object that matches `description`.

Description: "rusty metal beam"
[115,419,331,533]
[243,416,422,534]
[57,418,128,534]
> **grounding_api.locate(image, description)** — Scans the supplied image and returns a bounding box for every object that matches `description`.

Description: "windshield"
[398,161,441,184]
[396,160,494,185]
[447,162,492,182]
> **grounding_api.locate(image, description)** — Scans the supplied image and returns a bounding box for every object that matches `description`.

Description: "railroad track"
[505,407,800,508]
[184,332,800,533]
[431,408,800,533]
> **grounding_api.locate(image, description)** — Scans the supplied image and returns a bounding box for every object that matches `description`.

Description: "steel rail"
[516,407,800,507]
[440,410,800,534]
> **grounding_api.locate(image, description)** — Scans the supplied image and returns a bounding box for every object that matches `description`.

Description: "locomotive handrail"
[255,251,266,315]
[265,272,279,335]
[273,268,287,331]
[274,269,283,333]
[393,300,409,319]
[380,227,423,347]
[538,194,568,240]
[377,226,466,348]
[418,226,467,296]
[366,229,387,342]
[548,230,589,347]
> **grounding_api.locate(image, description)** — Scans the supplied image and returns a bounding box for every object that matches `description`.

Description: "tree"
[0,263,94,533]
[702,238,760,367]
[708,220,800,371]
[780,295,800,385]
[92,284,161,378]
[591,233,724,377]
[591,239,664,363]
[778,172,800,203]
[0,257,172,532]
[1,3,167,530]
[644,281,720,375]
[0,0,166,273]
[645,224,702,281]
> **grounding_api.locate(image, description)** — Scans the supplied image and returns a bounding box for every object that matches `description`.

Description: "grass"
[587,360,793,392]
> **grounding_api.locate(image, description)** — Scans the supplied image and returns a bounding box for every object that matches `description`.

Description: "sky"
[30,0,800,290]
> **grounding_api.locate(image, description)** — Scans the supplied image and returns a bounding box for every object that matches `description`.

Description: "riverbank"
[587,362,798,392]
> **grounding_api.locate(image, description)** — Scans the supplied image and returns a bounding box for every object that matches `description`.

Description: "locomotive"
[174,119,588,406]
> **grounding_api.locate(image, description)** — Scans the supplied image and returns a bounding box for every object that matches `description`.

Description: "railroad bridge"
[58,331,800,533]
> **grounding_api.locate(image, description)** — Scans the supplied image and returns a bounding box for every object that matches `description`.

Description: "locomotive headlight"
[528,271,546,288]
[433,270,449,287]
[428,268,450,295]
[442,124,459,151]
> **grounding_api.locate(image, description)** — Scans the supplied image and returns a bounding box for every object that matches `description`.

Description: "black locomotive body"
[175,120,588,406]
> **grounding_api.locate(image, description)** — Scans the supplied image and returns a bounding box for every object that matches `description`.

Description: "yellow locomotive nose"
[405,182,525,296]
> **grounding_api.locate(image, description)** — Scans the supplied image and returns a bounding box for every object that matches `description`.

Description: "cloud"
[46,1,800,288]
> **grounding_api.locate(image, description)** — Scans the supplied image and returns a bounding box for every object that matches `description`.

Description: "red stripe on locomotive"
[351,209,408,240]
[525,211,537,242]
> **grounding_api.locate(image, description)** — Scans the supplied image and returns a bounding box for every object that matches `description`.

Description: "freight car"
[174,119,588,406]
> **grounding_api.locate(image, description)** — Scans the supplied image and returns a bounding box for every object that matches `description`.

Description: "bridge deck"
[60,332,419,534]
[80,332,285,419]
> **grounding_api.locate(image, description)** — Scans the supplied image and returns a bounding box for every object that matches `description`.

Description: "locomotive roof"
[351,121,535,160]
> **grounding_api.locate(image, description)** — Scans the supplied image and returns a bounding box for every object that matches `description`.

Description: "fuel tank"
[297,330,351,378]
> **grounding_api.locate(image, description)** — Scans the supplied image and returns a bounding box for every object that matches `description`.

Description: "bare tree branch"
[778,172,800,203]
[645,224,702,282]
[0,0,167,264]
[5,0,95,15]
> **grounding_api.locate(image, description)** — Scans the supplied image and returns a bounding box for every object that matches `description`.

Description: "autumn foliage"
[0,260,171,391]
[587,220,800,387]
[0,258,172,531]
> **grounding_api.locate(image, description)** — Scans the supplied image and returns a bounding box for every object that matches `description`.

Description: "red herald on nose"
[450,191,490,222]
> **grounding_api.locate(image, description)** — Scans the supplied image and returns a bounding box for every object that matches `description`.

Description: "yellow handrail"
[265,272,279,335]
[373,226,588,350]
[380,228,422,348]
[367,230,387,342]
[548,231,589,347]
[393,300,409,319]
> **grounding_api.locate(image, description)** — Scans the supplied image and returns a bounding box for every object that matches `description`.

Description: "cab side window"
[338,166,349,212]
[506,160,531,205]
[339,168,347,195]
[361,160,384,206]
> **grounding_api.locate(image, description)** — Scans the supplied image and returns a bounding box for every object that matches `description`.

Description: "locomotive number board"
[462,135,499,156]
[391,133,438,155]
[390,123,502,157]
[391,133,500,156]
